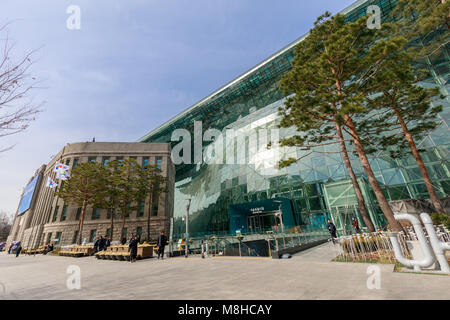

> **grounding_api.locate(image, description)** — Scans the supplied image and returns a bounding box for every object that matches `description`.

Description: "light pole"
[185,198,191,258]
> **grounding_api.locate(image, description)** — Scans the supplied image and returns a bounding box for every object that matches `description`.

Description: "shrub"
[430,212,450,229]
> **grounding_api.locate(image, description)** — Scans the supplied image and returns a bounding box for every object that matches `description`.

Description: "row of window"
[49,202,159,223]
[43,226,144,245]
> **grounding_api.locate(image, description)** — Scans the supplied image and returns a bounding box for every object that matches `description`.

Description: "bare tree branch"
[0,23,43,152]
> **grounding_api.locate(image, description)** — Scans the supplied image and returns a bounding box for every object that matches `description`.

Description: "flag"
[46,176,58,189]
[54,161,70,180]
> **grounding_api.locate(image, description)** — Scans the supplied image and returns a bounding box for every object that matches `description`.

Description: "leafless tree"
[0,23,42,152]
[0,211,13,241]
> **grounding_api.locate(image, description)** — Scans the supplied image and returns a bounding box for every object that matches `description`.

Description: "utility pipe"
[420,213,450,273]
[388,213,435,271]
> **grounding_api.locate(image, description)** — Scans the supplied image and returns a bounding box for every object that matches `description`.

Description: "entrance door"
[247,215,262,233]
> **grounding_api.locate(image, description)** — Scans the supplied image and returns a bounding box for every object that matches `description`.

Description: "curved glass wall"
[140,0,450,237]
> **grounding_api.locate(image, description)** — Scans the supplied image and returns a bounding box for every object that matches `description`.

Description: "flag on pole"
[46,176,58,189]
[54,161,70,180]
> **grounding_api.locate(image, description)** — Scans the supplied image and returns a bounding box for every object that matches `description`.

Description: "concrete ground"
[0,243,448,300]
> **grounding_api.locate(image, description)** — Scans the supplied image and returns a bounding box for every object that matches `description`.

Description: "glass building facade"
[139,0,450,237]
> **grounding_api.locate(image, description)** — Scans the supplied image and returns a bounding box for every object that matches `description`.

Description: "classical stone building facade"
[7,142,174,249]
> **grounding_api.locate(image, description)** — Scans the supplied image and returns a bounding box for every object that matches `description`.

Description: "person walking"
[104,236,111,250]
[352,217,361,234]
[128,236,138,263]
[326,219,338,244]
[121,235,127,245]
[156,230,168,260]
[98,236,106,251]
[93,236,101,253]
[15,244,22,257]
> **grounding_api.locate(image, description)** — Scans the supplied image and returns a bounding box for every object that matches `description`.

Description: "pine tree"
[107,158,148,239]
[361,51,446,213]
[56,162,109,245]
[279,12,405,231]
[141,164,166,242]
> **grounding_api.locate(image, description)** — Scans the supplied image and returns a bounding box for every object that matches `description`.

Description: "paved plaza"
[0,243,448,300]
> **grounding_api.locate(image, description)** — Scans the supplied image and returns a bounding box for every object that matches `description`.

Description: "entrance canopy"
[228,197,296,233]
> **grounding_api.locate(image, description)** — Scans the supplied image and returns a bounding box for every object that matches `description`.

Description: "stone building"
[7,142,174,249]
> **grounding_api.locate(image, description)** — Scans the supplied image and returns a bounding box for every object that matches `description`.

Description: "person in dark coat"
[121,236,127,245]
[156,231,168,260]
[128,236,138,263]
[15,245,22,257]
[352,217,361,234]
[104,236,111,250]
[94,237,100,253]
[326,219,338,244]
[98,236,106,251]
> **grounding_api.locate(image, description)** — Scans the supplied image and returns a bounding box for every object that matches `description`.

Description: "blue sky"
[0,0,355,214]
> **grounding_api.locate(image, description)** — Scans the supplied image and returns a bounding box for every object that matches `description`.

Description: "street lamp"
[185,198,191,258]
[273,200,284,233]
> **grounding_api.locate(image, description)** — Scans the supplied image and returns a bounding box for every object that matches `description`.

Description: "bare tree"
[0,211,13,241]
[0,23,42,152]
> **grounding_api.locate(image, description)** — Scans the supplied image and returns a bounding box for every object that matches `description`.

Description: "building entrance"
[246,212,279,233]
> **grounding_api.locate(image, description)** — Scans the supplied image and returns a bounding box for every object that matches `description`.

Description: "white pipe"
[420,213,450,273]
[388,213,435,271]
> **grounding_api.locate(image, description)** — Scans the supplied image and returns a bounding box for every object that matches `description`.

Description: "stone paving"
[0,243,448,300]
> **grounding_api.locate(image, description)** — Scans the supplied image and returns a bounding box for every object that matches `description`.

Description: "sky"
[0,0,356,215]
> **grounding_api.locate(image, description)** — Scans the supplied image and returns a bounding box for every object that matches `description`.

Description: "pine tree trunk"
[344,115,403,232]
[147,187,153,242]
[393,107,447,213]
[110,208,114,241]
[336,122,376,232]
[121,204,126,240]
[77,198,87,245]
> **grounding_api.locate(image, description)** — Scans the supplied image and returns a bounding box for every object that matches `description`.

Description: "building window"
[106,208,114,219]
[89,229,97,243]
[156,157,162,169]
[121,228,128,239]
[137,202,144,217]
[72,230,79,244]
[55,232,62,245]
[75,208,81,220]
[136,227,142,237]
[116,156,123,164]
[91,208,101,220]
[88,157,97,163]
[52,206,59,222]
[72,158,79,169]
[102,157,110,166]
[65,159,70,166]
[143,157,149,166]
[105,228,111,238]
[60,205,68,221]
[48,206,53,223]
[152,202,158,216]
[46,232,52,244]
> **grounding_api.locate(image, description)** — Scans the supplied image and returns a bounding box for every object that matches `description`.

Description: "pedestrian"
[98,236,106,251]
[352,217,361,234]
[94,236,100,253]
[326,219,338,244]
[104,236,111,250]
[156,230,168,260]
[121,235,127,245]
[15,244,22,257]
[8,243,13,254]
[128,236,138,263]
[136,233,141,244]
